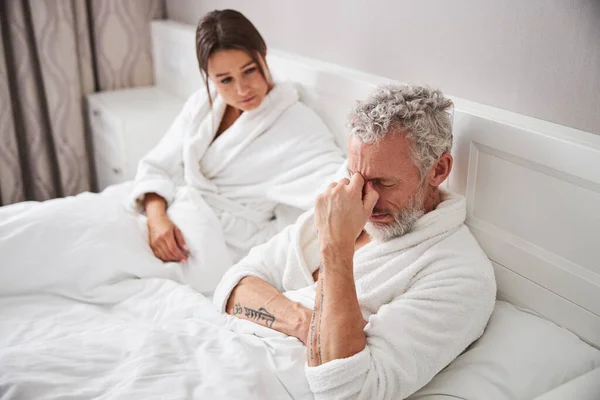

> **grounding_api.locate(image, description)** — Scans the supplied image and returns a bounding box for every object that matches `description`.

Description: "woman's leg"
[167,189,234,295]
[0,191,178,303]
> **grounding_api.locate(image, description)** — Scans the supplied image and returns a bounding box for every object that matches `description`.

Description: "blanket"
[0,278,311,399]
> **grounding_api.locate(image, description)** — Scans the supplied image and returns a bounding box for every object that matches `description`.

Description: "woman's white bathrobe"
[213,191,497,400]
[128,81,344,292]
[0,82,343,300]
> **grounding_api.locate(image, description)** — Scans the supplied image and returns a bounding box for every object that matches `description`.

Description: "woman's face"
[207,49,271,112]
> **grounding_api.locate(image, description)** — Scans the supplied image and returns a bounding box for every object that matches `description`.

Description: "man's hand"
[314,173,379,252]
[308,173,375,365]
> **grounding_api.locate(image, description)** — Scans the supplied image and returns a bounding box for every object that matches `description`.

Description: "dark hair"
[195,9,270,106]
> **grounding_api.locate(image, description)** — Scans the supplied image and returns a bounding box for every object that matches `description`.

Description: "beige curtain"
[0,0,165,206]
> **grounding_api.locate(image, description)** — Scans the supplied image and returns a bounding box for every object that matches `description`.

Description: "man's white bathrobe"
[213,191,497,400]
[0,82,343,300]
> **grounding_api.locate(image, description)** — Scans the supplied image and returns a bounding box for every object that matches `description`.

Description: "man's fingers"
[362,181,379,214]
[338,177,350,185]
[349,173,365,191]
[174,228,189,255]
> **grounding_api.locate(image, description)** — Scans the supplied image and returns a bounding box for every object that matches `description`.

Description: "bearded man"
[213,83,496,400]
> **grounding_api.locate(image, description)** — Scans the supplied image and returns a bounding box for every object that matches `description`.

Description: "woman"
[0,10,343,300]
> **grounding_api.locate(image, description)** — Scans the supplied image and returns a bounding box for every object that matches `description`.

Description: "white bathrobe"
[126,81,344,292]
[213,190,497,400]
[0,82,343,300]
[132,82,344,257]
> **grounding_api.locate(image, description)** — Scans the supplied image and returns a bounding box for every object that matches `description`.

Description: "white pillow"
[408,301,600,400]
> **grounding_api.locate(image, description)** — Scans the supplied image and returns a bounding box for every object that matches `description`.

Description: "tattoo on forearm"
[233,302,243,315]
[317,267,325,364]
[232,303,276,328]
[309,303,317,362]
[309,264,325,365]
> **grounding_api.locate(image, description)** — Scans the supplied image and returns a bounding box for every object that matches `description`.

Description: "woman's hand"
[147,215,189,262]
[143,193,188,262]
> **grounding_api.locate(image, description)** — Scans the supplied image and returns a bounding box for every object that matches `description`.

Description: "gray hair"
[348,84,454,177]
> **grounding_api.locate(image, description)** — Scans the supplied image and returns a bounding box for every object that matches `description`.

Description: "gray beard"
[364,188,426,242]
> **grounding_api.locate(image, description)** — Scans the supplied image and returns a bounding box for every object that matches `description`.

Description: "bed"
[264,52,600,398]
[0,20,599,399]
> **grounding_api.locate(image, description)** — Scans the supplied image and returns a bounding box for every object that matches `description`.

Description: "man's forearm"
[308,245,366,366]
[226,276,312,343]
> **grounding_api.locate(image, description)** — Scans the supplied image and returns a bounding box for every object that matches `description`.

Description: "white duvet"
[0,186,311,399]
[0,279,310,399]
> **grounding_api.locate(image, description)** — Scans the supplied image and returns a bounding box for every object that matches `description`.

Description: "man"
[213,84,496,399]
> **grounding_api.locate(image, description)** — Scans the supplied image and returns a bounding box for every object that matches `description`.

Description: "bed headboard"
[151,20,600,348]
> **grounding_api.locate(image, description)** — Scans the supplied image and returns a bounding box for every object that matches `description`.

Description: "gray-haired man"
[213,84,496,399]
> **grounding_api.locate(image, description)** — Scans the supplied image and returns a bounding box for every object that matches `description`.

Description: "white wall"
[166,0,600,135]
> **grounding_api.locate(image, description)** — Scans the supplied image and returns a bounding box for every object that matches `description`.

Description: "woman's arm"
[130,89,208,212]
[144,193,168,218]
[144,193,188,262]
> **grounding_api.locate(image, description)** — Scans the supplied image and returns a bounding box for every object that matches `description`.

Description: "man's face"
[347,132,426,241]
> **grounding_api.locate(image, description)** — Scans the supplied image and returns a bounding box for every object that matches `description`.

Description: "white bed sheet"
[535,367,600,399]
[0,278,311,399]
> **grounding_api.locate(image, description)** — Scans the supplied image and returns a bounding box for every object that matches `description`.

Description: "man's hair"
[348,84,454,177]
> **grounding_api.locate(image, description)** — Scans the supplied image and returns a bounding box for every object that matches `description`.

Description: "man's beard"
[364,188,426,242]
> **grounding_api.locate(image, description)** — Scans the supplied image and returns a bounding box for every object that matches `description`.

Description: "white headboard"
[151,20,600,348]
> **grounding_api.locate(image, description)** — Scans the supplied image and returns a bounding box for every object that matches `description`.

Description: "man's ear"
[428,153,453,188]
